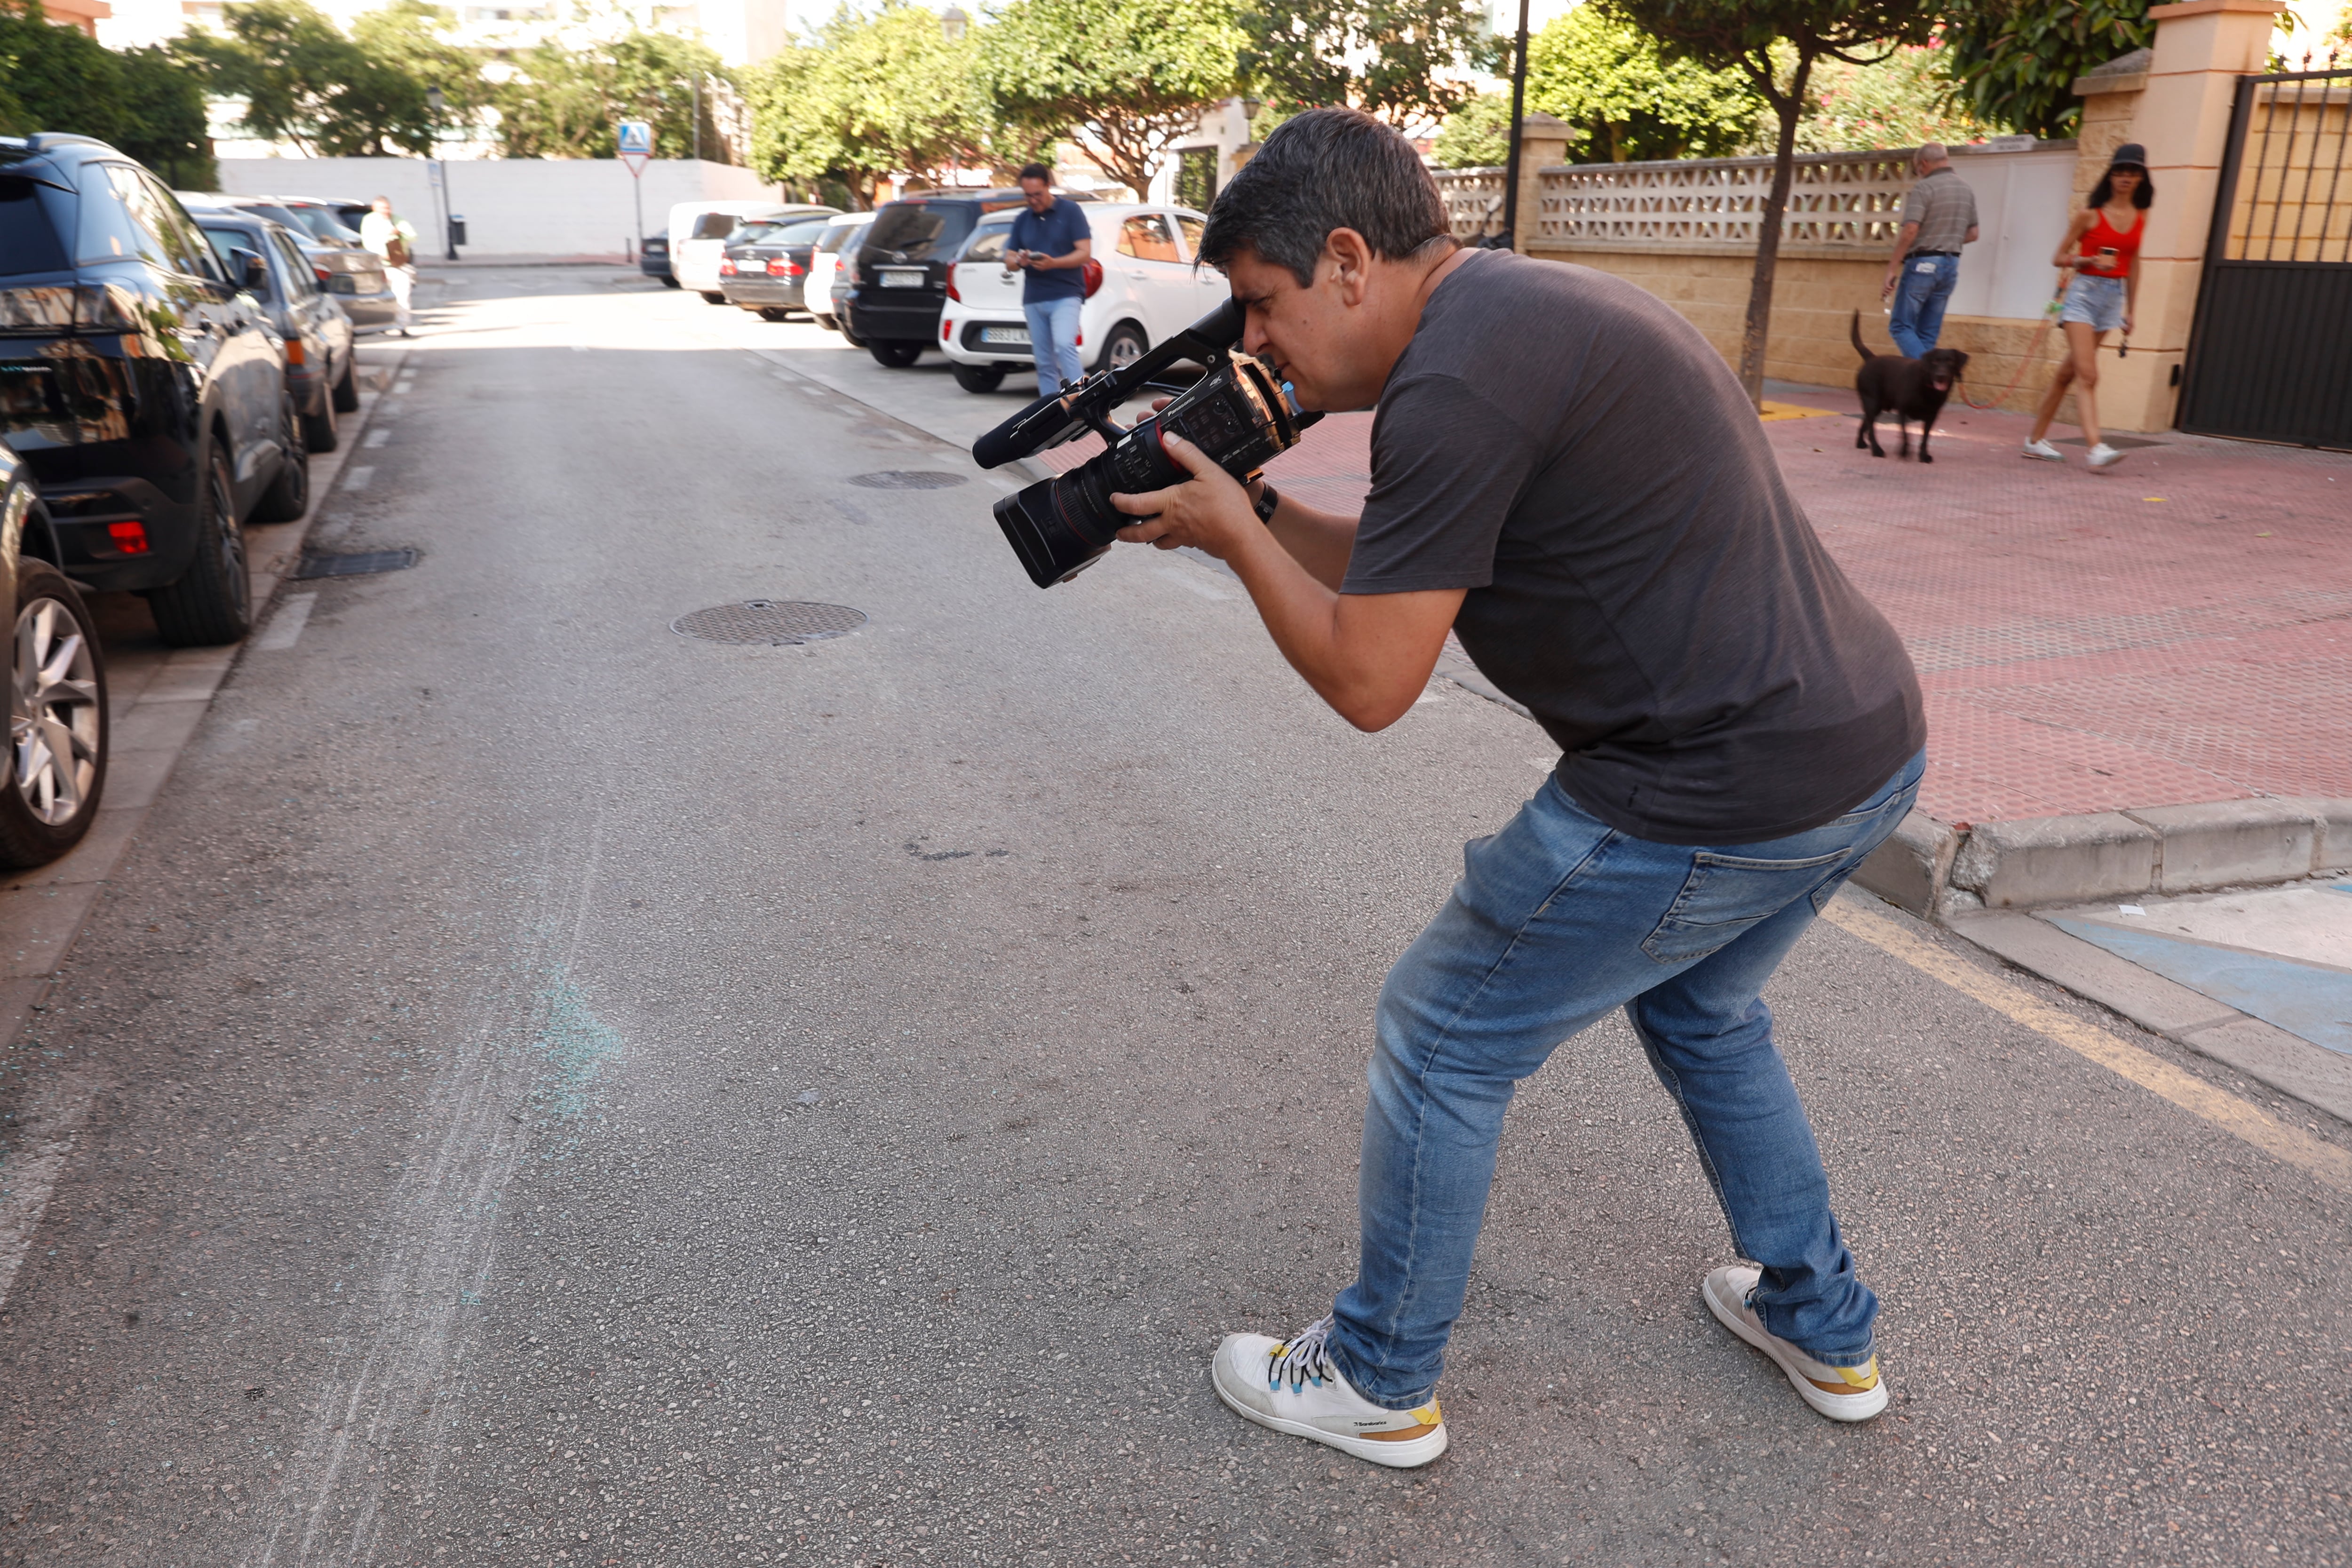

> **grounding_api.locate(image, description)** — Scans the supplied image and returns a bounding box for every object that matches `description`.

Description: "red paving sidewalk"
[1044,380,2350,826]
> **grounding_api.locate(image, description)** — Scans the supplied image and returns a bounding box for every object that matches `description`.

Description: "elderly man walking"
[1880,144,1979,358]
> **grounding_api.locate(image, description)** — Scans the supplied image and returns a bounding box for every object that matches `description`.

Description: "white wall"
[213,158,779,259]
[1944,148,2080,322]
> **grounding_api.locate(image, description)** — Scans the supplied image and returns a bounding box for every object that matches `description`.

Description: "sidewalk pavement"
[1033,372,2352,1119]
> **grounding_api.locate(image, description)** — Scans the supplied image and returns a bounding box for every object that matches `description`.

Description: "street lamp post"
[427,85,456,261]
[1494,0,1531,251]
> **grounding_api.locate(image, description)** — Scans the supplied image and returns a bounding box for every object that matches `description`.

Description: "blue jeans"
[1325,750,1926,1409]
[1022,295,1084,396]
[1887,253,1959,357]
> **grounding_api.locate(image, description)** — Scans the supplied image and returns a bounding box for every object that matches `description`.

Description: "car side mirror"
[230,247,270,296]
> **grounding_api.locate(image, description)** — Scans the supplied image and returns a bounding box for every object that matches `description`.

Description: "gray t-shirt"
[1341,249,1924,846]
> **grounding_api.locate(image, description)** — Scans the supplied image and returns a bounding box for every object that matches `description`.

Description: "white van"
[668,200,838,301]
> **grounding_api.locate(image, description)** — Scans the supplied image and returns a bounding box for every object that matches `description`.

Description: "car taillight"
[286,340,305,366]
[719,256,736,276]
[788,260,804,277]
[944,263,960,302]
[0,285,76,333]
[1082,258,1103,299]
[107,521,149,554]
[942,318,953,342]
[314,265,333,283]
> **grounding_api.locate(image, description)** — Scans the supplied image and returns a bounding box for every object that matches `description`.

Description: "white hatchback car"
[669,200,838,301]
[808,210,876,336]
[938,202,1221,393]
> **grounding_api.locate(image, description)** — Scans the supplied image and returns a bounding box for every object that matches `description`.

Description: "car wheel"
[251,396,311,523]
[660,276,682,289]
[700,291,727,304]
[868,340,923,368]
[1097,320,1148,374]
[758,306,794,322]
[144,439,252,647]
[301,379,339,453]
[330,354,360,413]
[953,364,1005,393]
[0,559,106,869]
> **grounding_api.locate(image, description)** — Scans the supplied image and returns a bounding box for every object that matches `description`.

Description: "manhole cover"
[848,470,967,489]
[669,600,867,645]
[293,549,417,579]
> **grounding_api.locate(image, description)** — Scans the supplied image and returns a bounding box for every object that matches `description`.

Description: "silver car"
[184,194,399,334]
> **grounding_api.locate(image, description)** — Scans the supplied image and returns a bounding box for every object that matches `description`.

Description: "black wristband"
[1253,483,1280,524]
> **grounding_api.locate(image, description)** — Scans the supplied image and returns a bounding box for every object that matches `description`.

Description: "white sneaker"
[1210,1316,1448,1468]
[2087,442,2125,468]
[2021,438,2065,461]
[1702,1265,1888,1423]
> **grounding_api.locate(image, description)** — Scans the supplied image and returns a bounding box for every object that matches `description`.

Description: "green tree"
[1239,0,1506,131]
[352,0,488,133]
[1599,0,1937,403]
[495,17,730,160]
[0,0,215,186]
[978,0,1244,198]
[1431,92,1511,166]
[1939,0,2152,139]
[183,0,470,157]
[1796,40,2001,152]
[746,2,998,202]
[1528,4,1762,161]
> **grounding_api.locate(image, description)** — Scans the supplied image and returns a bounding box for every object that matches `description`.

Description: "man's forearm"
[1221,528,1422,731]
[1261,490,1359,591]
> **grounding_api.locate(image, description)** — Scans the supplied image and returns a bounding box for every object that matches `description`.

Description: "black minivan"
[845,190,1089,368]
[1,133,305,646]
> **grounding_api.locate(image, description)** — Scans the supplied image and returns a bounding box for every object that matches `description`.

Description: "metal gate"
[2177,62,2352,448]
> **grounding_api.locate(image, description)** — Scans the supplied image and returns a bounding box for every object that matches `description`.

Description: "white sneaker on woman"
[1210,1316,1449,1467]
[2021,438,2065,461]
[2087,442,2125,468]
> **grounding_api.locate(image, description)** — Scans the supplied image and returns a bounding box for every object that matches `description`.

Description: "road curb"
[1854,796,2352,920]
[0,344,414,1057]
[1949,909,2352,1128]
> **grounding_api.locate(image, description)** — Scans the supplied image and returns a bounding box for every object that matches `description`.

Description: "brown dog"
[1851,311,1968,462]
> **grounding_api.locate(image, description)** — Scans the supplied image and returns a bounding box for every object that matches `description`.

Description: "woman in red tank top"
[2024,144,2153,469]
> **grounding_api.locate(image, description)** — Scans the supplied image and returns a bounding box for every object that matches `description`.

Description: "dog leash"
[1957,294,2063,412]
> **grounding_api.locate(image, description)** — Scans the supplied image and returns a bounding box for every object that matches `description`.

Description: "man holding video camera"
[1107,109,1925,1469]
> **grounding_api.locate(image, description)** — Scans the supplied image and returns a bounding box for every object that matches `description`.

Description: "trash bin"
[448,215,468,249]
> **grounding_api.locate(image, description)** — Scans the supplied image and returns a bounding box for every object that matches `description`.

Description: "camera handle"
[974,298,1248,470]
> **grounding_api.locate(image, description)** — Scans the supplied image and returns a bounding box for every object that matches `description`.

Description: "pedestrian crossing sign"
[618,119,652,176]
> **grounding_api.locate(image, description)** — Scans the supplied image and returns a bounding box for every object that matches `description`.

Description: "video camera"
[973,298,1322,588]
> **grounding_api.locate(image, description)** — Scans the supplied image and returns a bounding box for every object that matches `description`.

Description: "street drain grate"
[670,600,867,645]
[849,470,966,490]
[292,549,418,579]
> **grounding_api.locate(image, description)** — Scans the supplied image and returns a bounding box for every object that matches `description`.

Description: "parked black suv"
[1,133,305,646]
[845,190,1089,368]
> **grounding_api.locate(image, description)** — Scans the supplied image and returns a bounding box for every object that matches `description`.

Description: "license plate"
[979,326,1030,345]
[880,270,925,288]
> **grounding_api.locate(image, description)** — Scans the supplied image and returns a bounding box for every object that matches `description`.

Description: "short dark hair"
[1017,162,1052,185]
[1198,108,1450,287]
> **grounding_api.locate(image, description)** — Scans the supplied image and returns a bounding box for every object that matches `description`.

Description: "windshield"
[281,205,360,244]
[773,216,833,246]
[691,212,742,240]
[729,219,789,244]
[813,219,866,254]
[961,220,1014,265]
[861,202,976,264]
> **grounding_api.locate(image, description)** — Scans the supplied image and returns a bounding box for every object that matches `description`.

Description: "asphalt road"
[2,268,2347,1568]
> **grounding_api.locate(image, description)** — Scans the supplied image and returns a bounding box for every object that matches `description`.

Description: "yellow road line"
[1820,900,2352,1195]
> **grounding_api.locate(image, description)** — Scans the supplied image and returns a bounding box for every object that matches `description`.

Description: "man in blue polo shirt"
[1004,161,1093,396]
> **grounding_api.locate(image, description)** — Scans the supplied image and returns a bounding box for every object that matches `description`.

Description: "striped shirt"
[1898,167,1978,255]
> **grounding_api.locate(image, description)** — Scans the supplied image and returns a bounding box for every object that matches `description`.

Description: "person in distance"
[1106,108,1927,1469]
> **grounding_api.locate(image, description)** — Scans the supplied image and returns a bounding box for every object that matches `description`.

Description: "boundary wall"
[211,157,780,261]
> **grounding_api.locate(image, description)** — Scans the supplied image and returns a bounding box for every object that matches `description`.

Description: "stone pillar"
[2090,0,2285,432]
[1511,114,1573,255]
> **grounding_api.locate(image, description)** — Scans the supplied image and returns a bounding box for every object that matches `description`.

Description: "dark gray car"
[185,202,358,453]
[189,194,399,334]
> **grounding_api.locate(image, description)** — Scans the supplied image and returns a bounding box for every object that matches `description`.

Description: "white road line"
[0,1070,98,1314]
[363,428,390,448]
[343,465,374,491]
[255,592,317,651]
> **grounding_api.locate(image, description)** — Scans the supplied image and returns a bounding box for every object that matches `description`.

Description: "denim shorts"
[2060,273,2127,332]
